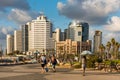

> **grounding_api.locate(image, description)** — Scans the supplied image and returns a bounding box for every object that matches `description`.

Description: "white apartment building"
[28,14,53,53]
[6,34,14,54]
[14,30,22,52]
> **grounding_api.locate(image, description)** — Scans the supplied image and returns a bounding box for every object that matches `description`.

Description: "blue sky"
[0,0,120,49]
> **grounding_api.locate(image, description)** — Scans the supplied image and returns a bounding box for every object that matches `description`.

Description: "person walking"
[81,56,87,76]
[51,54,57,72]
[40,54,47,73]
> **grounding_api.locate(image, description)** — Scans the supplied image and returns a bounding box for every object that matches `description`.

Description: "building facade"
[14,30,22,52]
[28,14,53,53]
[56,39,91,56]
[6,34,14,54]
[93,30,102,53]
[55,28,61,42]
[21,24,28,52]
[64,29,69,40]
[68,21,89,42]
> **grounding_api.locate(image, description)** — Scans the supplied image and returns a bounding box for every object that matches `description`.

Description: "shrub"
[73,62,81,68]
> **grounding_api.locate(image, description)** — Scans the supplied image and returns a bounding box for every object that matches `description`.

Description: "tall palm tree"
[106,41,111,59]
[99,44,105,59]
[111,38,116,59]
[115,42,120,59]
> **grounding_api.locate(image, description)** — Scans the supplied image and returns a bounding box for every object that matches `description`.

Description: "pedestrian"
[51,54,57,72]
[40,54,47,73]
[81,56,87,76]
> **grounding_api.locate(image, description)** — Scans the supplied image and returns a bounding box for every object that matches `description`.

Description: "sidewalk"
[45,69,120,80]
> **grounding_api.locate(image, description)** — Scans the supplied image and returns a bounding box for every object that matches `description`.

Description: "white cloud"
[0,26,15,39]
[0,26,16,50]
[8,8,39,25]
[103,32,120,44]
[8,9,32,25]
[57,0,120,25]
[1,28,8,34]
[105,16,120,32]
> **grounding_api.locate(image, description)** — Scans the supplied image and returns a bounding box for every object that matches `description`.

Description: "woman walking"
[51,55,57,72]
[81,56,87,76]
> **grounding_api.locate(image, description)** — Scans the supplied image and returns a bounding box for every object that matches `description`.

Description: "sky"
[0,0,120,50]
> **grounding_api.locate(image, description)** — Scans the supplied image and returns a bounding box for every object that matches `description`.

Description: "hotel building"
[28,14,54,53]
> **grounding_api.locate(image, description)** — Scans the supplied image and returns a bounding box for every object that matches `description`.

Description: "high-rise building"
[80,22,89,41]
[55,28,61,42]
[54,28,66,41]
[6,34,14,54]
[64,29,69,40]
[68,21,89,42]
[93,30,102,53]
[60,32,65,41]
[14,30,22,52]
[52,31,56,40]
[21,24,28,52]
[28,14,53,53]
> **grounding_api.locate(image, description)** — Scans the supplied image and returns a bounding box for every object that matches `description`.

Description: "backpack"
[41,56,47,64]
[52,58,57,65]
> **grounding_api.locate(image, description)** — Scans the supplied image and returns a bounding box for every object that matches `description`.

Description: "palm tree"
[115,42,120,59]
[106,41,111,59]
[111,38,116,59]
[99,44,105,59]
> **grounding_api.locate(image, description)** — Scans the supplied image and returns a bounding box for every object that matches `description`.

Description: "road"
[0,64,120,80]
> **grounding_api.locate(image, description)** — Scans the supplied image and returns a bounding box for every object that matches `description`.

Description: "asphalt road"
[0,64,120,80]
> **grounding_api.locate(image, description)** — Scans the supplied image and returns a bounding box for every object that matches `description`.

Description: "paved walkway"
[0,64,120,80]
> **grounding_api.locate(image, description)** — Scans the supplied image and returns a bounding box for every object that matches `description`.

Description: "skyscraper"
[93,30,102,53]
[6,34,14,54]
[21,24,28,52]
[28,14,53,52]
[68,21,89,42]
[64,29,69,40]
[14,30,22,52]
[55,28,61,42]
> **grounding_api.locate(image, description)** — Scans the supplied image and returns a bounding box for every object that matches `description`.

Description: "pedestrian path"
[45,70,120,80]
[0,64,120,80]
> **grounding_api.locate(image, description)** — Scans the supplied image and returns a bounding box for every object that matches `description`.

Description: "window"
[78,31,81,36]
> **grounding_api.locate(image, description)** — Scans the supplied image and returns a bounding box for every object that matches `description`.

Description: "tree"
[99,44,105,59]
[115,42,120,59]
[111,38,116,59]
[106,41,111,59]
[58,46,63,58]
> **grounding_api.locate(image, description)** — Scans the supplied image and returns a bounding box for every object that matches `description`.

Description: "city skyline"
[0,0,120,49]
